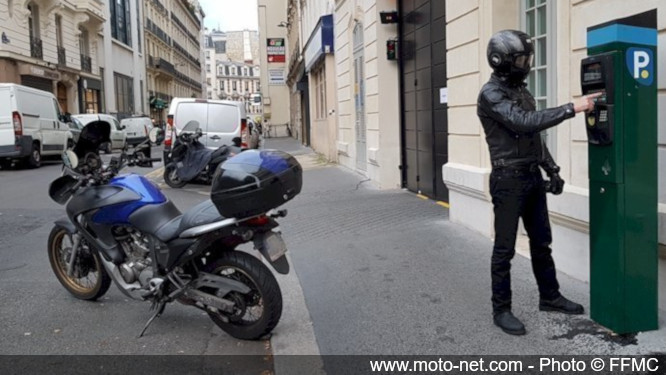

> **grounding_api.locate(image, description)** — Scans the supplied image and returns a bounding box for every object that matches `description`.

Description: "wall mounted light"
[277,21,290,28]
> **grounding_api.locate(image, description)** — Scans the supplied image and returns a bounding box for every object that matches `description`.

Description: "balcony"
[146,19,171,46]
[72,0,105,25]
[30,37,43,59]
[80,54,92,73]
[156,58,176,76]
[57,47,66,66]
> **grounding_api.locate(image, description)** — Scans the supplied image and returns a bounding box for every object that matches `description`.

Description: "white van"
[0,83,72,168]
[164,98,249,158]
[120,116,152,146]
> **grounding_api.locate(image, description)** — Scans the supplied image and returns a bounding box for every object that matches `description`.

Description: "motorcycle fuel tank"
[92,174,166,225]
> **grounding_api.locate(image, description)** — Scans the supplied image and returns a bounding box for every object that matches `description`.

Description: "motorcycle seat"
[131,200,225,242]
[156,200,225,242]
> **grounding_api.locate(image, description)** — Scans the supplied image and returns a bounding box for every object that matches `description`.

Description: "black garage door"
[399,0,448,202]
[21,75,53,93]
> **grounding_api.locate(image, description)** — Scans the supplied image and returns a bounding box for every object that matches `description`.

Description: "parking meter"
[583,10,658,334]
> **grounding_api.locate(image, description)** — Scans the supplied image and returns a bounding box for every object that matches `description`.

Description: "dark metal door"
[399,0,448,202]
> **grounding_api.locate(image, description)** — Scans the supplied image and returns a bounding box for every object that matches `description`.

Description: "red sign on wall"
[267,38,286,63]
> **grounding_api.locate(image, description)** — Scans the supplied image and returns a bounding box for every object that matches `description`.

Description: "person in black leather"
[478,30,600,336]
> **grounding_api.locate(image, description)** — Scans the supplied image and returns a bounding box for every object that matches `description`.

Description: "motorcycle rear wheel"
[203,251,282,340]
[164,165,187,188]
[47,226,111,301]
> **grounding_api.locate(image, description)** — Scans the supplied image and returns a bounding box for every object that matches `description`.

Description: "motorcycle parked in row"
[47,119,302,339]
[163,121,242,189]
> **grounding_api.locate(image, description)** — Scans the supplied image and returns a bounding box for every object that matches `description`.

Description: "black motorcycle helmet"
[487,30,534,82]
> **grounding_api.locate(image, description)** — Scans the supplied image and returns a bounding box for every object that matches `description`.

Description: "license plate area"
[256,231,287,262]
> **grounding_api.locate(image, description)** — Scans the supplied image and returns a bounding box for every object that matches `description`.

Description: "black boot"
[539,295,584,315]
[493,311,526,335]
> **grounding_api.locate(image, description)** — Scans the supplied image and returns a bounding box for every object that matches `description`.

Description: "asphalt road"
[0,146,271,361]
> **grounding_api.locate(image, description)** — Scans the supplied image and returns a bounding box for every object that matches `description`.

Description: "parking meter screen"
[583,63,603,83]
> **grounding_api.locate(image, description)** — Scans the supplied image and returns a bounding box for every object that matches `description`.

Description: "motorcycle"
[163,121,241,189]
[47,119,297,339]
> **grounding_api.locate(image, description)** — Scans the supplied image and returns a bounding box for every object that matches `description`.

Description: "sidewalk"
[266,137,666,356]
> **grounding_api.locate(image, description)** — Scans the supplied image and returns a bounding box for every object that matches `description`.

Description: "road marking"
[144,167,164,179]
[416,194,428,200]
[436,201,450,208]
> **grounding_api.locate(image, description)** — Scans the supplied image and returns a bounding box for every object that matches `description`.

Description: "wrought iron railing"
[80,54,92,73]
[146,19,171,46]
[57,47,66,66]
[30,37,43,59]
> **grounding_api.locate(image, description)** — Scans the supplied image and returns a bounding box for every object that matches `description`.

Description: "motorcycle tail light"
[12,111,22,136]
[165,115,174,147]
[245,215,269,226]
[241,119,248,148]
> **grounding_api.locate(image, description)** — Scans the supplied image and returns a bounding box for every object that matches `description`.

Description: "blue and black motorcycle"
[47,119,302,339]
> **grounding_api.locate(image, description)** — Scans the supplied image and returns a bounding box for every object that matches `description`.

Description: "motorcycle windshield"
[73,120,111,158]
[182,120,200,133]
[48,174,78,205]
[177,143,213,181]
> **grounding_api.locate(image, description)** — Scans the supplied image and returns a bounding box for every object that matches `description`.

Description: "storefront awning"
[304,14,334,72]
[150,97,167,109]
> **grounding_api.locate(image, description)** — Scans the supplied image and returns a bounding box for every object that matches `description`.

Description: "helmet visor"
[514,53,534,70]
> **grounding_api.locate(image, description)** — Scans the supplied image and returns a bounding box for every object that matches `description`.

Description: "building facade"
[204,28,261,118]
[0,0,107,115]
[100,0,147,120]
[258,0,290,135]
[144,0,204,124]
[211,61,262,117]
[333,0,401,187]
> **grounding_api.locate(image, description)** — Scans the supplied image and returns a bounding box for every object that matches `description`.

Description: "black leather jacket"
[477,74,575,174]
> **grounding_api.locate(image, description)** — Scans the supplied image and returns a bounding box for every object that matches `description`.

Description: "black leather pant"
[490,167,561,314]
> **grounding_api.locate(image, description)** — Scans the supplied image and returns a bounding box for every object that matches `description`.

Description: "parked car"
[71,114,126,153]
[120,116,152,146]
[0,83,73,168]
[164,98,251,162]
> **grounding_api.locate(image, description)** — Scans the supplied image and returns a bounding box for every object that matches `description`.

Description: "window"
[114,73,134,115]
[314,66,327,119]
[110,0,132,46]
[244,81,248,92]
[136,0,141,51]
[221,81,225,92]
[523,0,556,153]
[55,15,63,48]
[140,80,144,114]
[27,3,40,40]
[232,81,236,91]
[206,64,210,73]
[79,27,89,56]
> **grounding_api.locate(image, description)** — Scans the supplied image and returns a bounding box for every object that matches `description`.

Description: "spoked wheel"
[163,165,187,188]
[47,226,111,301]
[203,251,282,340]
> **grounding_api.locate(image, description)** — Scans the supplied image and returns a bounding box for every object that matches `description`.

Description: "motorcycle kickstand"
[138,301,167,338]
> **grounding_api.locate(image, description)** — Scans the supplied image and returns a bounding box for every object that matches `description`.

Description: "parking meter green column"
[582,10,658,334]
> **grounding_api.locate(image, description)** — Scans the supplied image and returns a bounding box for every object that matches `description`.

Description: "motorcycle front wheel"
[47,226,111,300]
[203,251,283,340]
[163,165,187,188]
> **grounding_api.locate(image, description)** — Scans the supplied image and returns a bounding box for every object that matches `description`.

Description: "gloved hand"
[544,172,565,195]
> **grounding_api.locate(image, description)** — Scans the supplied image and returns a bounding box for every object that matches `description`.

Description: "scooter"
[163,121,241,188]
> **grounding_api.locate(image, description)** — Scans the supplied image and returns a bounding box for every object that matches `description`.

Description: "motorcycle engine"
[114,227,153,286]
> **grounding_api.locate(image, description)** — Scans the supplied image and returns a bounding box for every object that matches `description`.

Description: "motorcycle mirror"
[62,150,79,169]
[149,127,160,143]
[196,128,203,135]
